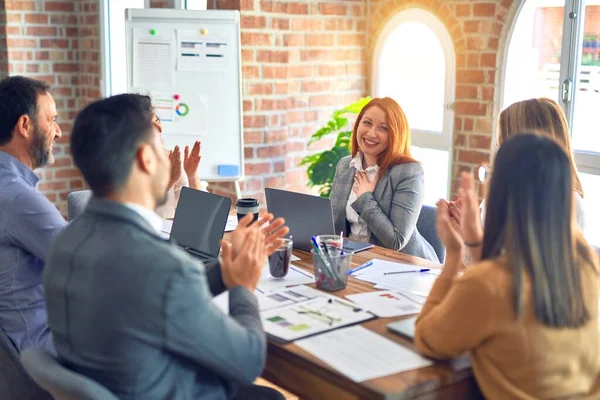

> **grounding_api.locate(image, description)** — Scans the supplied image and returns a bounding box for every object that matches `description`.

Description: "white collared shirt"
[124,202,164,235]
[346,152,379,242]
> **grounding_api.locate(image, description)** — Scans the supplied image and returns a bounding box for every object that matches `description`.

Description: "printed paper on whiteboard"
[176,30,231,72]
[132,28,175,90]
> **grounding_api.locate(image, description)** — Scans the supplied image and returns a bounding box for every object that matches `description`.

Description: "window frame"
[500,0,600,175]
[99,0,151,97]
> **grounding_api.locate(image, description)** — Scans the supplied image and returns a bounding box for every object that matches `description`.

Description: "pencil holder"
[311,250,354,291]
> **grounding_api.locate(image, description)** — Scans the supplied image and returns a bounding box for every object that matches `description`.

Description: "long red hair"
[350,97,417,175]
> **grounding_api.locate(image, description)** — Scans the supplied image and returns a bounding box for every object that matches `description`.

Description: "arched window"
[373,9,456,205]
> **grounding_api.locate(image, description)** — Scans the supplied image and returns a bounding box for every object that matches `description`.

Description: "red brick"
[244,115,267,128]
[456,85,478,99]
[240,0,254,10]
[289,65,313,78]
[242,65,260,79]
[469,135,492,150]
[265,176,285,188]
[55,169,81,179]
[54,63,79,73]
[319,3,347,15]
[7,1,36,10]
[481,53,497,67]
[274,161,285,173]
[40,39,69,48]
[6,13,23,23]
[25,14,48,24]
[310,95,339,107]
[304,111,318,122]
[241,32,272,46]
[283,34,304,46]
[325,19,353,31]
[7,38,38,48]
[458,150,490,165]
[455,133,467,147]
[27,26,58,36]
[244,131,263,144]
[256,99,287,111]
[292,19,323,31]
[50,15,78,25]
[70,180,85,190]
[248,83,273,95]
[347,63,366,76]
[455,101,487,116]
[265,130,287,143]
[245,163,272,176]
[244,148,255,160]
[302,81,332,93]
[263,66,287,79]
[257,50,289,63]
[482,87,495,101]
[306,34,335,47]
[242,178,263,191]
[288,2,309,14]
[45,1,75,12]
[283,111,304,124]
[271,17,290,30]
[475,118,494,133]
[242,49,254,62]
[464,21,481,34]
[38,181,68,191]
[258,145,286,158]
[457,70,485,84]
[317,65,346,77]
[338,34,364,47]
[473,3,496,17]
[241,15,267,29]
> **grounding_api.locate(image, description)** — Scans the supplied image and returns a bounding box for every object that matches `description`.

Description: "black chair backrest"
[0,327,51,399]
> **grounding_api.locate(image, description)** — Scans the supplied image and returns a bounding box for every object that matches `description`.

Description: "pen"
[347,260,373,275]
[383,268,431,275]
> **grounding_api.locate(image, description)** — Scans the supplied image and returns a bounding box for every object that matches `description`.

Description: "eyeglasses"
[477,164,491,184]
[294,305,342,326]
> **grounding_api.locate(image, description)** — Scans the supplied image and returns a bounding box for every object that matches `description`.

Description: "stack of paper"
[345,290,421,318]
[261,296,374,342]
[296,326,433,382]
[351,259,440,306]
[213,285,324,313]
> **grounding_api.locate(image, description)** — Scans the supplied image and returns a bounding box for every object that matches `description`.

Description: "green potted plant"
[300,97,371,198]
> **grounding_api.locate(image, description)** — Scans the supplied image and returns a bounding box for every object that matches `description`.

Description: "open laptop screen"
[170,187,231,257]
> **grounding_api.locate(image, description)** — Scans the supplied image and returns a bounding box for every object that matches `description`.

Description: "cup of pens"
[311,235,353,291]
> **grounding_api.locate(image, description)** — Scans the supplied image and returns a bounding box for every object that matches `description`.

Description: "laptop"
[169,187,231,261]
[265,188,374,253]
[387,316,417,341]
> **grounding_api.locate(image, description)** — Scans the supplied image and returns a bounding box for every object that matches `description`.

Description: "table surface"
[258,244,482,400]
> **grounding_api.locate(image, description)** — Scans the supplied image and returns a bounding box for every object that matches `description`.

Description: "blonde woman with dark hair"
[449,98,586,264]
[416,134,600,399]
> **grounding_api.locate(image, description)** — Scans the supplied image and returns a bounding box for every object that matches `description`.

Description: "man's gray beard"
[29,123,52,169]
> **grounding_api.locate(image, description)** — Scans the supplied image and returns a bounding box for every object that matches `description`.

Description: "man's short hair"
[71,94,154,197]
[0,76,51,145]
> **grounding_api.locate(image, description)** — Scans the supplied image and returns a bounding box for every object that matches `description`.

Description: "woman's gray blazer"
[330,156,438,262]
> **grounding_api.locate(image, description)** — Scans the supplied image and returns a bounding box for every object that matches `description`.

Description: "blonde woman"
[450,98,585,263]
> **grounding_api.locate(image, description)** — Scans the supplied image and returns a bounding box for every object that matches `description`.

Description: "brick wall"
[368,0,517,197]
[2,0,90,215]
[1,0,538,212]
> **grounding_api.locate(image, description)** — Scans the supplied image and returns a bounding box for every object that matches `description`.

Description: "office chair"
[67,189,92,220]
[21,348,118,400]
[417,205,445,263]
[0,327,52,399]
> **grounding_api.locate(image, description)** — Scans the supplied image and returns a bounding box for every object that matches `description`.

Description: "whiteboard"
[125,8,244,181]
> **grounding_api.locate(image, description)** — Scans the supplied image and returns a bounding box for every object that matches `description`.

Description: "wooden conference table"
[259,245,482,400]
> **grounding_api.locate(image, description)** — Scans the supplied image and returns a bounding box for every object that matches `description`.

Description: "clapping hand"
[231,213,289,259]
[168,146,182,189]
[184,141,201,180]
